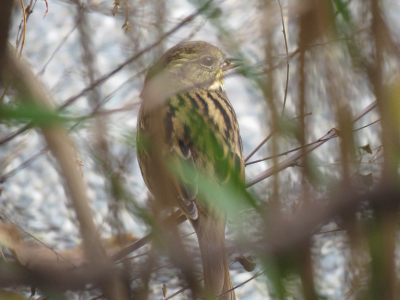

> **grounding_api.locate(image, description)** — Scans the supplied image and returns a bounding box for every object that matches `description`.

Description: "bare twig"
[217,270,264,299]
[3,49,128,300]
[244,112,313,163]
[17,0,27,58]
[246,117,381,167]
[37,18,80,76]
[245,132,337,166]
[0,211,77,267]
[277,0,290,116]
[0,1,212,147]
[60,0,213,110]
[246,100,378,187]
[244,132,274,163]
[112,211,187,262]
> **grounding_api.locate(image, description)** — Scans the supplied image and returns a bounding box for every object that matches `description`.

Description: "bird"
[137,41,244,300]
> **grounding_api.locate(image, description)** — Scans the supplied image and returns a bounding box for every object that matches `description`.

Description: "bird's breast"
[166,89,239,150]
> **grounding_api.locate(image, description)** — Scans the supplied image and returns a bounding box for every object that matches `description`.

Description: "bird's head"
[143,41,233,94]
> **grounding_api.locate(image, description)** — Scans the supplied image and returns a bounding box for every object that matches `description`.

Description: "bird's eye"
[201,56,214,67]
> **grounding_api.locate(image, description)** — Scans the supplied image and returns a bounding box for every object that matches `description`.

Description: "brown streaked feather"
[137,41,243,300]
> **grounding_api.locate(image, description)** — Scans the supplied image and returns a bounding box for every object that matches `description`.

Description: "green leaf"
[0,103,66,126]
[333,0,351,23]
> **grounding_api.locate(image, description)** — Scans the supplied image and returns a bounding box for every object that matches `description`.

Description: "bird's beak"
[221,58,242,72]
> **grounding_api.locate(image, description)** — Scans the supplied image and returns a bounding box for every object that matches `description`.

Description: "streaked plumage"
[137,41,244,300]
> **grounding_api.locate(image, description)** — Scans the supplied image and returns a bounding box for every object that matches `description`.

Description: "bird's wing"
[166,89,244,220]
[201,89,244,184]
[170,138,199,220]
[167,94,200,220]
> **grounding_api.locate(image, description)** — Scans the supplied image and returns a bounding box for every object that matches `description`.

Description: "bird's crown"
[144,41,229,92]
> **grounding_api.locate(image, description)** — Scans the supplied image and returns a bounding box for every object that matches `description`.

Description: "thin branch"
[0,146,47,183]
[0,124,32,147]
[111,211,187,262]
[37,18,80,76]
[217,270,264,299]
[353,118,380,132]
[244,112,313,163]
[246,117,381,167]
[18,0,27,58]
[60,0,213,110]
[0,1,212,146]
[246,100,378,187]
[369,145,382,162]
[245,132,274,163]
[0,0,27,103]
[0,211,77,267]
[0,100,141,183]
[277,0,290,116]
[3,49,129,300]
[246,132,337,166]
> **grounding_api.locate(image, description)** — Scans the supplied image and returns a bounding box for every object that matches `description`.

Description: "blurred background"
[0,0,399,299]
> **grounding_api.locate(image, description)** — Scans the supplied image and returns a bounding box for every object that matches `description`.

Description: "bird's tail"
[192,213,236,300]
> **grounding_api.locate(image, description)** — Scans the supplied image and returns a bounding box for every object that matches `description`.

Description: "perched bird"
[137,41,244,300]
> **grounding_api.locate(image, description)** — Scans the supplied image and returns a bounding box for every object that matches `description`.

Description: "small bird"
[137,41,244,300]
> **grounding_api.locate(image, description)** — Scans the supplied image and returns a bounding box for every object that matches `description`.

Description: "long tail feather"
[192,213,236,300]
